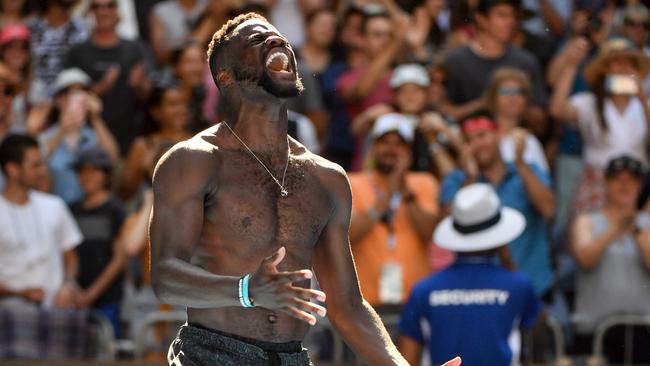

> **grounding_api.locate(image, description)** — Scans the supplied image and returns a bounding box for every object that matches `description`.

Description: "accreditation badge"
[379,262,402,304]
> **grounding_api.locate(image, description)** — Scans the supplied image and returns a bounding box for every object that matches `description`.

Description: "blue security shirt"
[399,258,542,366]
[440,164,553,294]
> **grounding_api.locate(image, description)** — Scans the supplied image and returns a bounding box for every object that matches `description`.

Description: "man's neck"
[472,31,507,58]
[495,115,518,133]
[2,182,29,204]
[178,0,197,11]
[610,94,631,113]
[44,7,70,27]
[220,91,289,154]
[480,159,507,185]
[91,28,119,47]
[83,189,110,209]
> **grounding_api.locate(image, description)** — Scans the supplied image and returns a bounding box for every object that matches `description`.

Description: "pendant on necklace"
[280,188,288,197]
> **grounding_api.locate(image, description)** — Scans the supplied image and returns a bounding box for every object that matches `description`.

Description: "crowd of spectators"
[1,0,650,364]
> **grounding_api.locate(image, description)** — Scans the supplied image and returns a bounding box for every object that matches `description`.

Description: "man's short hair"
[0,134,39,175]
[206,12,269,87]
[475,0,520,15]
[361,8,390,34]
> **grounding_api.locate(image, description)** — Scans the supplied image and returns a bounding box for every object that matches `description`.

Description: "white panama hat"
[434,183,526,252]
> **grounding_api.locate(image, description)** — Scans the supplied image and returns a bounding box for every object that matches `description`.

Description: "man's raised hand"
[249,246,327,325]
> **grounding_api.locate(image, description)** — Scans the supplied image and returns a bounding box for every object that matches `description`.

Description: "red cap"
[462,117,497,135]
[0,24,30,46]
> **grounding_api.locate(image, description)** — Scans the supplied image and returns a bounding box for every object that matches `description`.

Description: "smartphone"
[605,75,638,95]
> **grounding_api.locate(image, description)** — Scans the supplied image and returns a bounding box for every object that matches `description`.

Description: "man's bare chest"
[204,158,332,249]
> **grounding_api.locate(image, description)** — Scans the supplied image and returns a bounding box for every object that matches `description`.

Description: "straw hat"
[584,37,650,88]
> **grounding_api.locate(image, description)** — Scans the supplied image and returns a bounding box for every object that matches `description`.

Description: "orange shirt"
[349,171,439,305]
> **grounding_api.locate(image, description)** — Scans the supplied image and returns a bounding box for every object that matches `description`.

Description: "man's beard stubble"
[233,65,304,99]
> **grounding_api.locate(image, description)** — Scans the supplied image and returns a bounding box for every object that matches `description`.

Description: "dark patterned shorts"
[167,324,313,366]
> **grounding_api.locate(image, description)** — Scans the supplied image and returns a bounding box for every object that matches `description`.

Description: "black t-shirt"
[70,196,126,306]
[443,44,547,106]
[66,39,147,154]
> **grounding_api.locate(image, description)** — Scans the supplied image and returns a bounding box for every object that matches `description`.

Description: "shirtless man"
[150,12,462,366]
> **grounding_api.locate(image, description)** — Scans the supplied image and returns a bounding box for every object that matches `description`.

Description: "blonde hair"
[483,67,532,114]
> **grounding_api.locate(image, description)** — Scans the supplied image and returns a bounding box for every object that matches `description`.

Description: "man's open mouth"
[265,51,292,74]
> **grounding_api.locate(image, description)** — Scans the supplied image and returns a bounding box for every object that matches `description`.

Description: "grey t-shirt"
[443,44,547,106]
[574,211,650,334]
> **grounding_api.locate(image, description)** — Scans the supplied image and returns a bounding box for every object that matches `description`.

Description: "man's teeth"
[266,52,289,71]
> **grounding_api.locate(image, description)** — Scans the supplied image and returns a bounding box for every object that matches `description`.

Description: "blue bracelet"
[239,274,255,308]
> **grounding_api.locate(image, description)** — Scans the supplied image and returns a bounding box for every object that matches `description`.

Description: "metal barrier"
[589,313,650,365]
[89,310,118,361]
[133,310,187,359]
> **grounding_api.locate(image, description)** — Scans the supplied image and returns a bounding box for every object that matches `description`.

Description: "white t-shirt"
[570,92,649,168]
[500,133,549,172]
[0,191,82,307]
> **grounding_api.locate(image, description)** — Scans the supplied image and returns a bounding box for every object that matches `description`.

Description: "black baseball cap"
[72,147,113,172]
[605,155,644,179]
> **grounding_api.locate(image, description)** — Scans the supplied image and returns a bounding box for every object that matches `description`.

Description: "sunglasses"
[497,86,525,96]
[0,84,17,97]
[91,1,117,10]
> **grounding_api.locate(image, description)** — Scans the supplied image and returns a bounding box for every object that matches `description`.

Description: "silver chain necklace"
[222,121,290,197]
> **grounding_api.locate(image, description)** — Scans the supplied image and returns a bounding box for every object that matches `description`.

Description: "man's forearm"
[329,299,408,366]
[516,162,555,220]
[404,200,436,243]
[152,258,241,308]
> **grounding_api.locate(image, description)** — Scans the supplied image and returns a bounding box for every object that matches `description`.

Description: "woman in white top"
[483,67,549,172]
[550,37,650,216]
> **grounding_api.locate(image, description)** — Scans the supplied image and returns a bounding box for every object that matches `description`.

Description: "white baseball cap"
[390,64,430,89]
[434,183,525,252]
[53,68,91,95]
[371,113,416,143]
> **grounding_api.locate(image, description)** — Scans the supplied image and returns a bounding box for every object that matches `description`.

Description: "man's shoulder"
[308,151,348,182]
[29,190,68,211]
[153,132,220,179]
[443,45,472,62]
[406,172,438,186]
[504,45,539,67]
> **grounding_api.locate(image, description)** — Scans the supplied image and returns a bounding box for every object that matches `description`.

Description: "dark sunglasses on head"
[497,86,525,96]
[91,1,117,10]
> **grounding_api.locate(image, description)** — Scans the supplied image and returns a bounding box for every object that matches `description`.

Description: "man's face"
[77,165,108,194]
[494,79,527,119]
[606,171,642,208]
[10,148,48,189]
[395,83,428,114]
[90,0,119,31]
[372,132,410,174]
[465,128,500,168]
[226,19,303,98]
[622,16,649,48]
[606,55,638,76]
[476,4,516,43]
[363,16,393,58]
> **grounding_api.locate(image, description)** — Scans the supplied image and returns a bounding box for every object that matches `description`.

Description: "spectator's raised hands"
[418,112,448,142]
[565,36,591,67]
[93,65,121,96]
[404,6,431,55]
[511,127,528,164]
